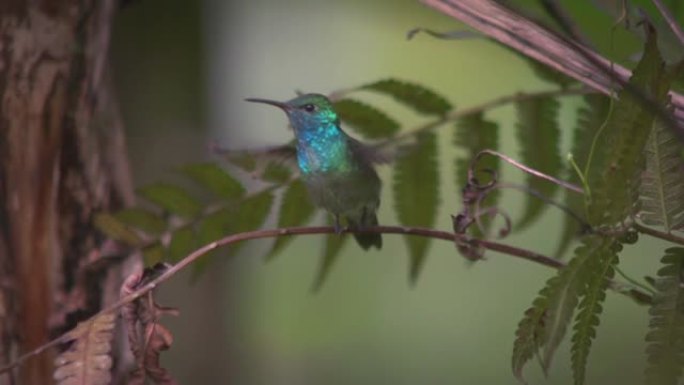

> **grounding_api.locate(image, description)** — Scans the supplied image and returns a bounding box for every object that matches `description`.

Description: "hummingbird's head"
[246,93,339,132]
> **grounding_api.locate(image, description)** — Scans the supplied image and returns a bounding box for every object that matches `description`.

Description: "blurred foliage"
[100,1,684,383]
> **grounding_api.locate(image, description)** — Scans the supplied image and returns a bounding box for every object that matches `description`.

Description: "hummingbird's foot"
[333,215,343,234]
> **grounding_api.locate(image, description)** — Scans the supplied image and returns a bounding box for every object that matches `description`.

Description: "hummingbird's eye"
[302,104,317,113]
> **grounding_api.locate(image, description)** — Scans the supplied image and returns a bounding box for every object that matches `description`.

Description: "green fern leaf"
[639,108,684,232]
[226,152,257,172]
[311,218,351,292]
[557,94,610,257]
[454,112,500,245]
[181,162,246,200]
[571,237,619,385]
[515,97,561,230]
[93,213,144,247]
[138,183,202,219]
[231,192,274,234]
[586,28,673,226]
[393,131,439,283]
[168,226,196,262]
[261,162,293,184]
[512,295,549,383]
[361,79,452,116]
[193,208,233,275]
[269,180,316,257]
[645,247,684,385]
[333,99,400,139]
[142,242,165,265]
[114,207,167,235]
[512,236,602,381]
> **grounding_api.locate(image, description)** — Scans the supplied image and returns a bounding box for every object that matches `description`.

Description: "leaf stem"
[0,224,651,375]
[634,222,684,246]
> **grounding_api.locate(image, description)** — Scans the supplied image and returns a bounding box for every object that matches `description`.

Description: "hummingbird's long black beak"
[245,98,290,110]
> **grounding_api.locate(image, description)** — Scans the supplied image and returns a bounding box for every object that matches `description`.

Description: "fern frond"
[645,247,684,385]
[515,97,561,230]
[512,235,606,382]
[53,312,116,385]
[639,108,684,232]
[586,29,673,227]
[571,238,619,385]
[360,79,452,116]
[393,132,440,283]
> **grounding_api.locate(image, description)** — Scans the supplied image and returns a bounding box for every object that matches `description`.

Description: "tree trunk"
[0,1,136,384]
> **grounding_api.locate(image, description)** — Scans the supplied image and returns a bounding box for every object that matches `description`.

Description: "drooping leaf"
[167,226,196,262]
[181,162,246,200]
[556,94,611,257]
[639,105,684,232]
[586,27,674,227]
[454,112,500,245]
[311,218,351,292]
[515,97,561,230]
[93,213,144,247]
[645,247,684,385]
[333,98,400,139]
[512,235,605,382]
[393,131,439,283]
[114,207,167,236]
[229,192,274,240]
[361,79,452,116]
[269,179,316,257]
[54,312,115,385]
[571,238,619,385]
[138,183,202,219]
[261,162,293,184]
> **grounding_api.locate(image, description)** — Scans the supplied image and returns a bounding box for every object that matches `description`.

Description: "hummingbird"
[246,93,382,250]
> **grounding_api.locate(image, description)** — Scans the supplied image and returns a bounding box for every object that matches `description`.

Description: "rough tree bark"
[0,1,137,384]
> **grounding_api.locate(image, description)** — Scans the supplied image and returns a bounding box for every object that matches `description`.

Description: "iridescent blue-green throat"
[246,93,382,250]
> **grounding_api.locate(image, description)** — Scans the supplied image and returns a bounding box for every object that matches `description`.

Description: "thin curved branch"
[0,223,652,375]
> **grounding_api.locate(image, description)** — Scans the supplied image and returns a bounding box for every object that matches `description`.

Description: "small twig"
[651,0,684,46]
[473,149,584,194]
[0,224,651,374]
[634,222,684,246]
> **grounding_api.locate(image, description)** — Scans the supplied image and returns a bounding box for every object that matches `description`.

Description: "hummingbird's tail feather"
[347,210,382,250]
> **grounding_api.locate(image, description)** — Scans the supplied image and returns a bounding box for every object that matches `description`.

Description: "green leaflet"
[586,28,673,226]
[192,208,233,275]
[454,112,500,248]
[226,152,257,172]
[645,247,684,385]
[114,207,167,235]
[512,297,549,383]
[512,235,607,382]
[361,79,452,116]
[93,213,144,247]
[333,98,400,139]
[515,97,561,230]
[268,179,316,258]
[556,94,611,257]
[168,226,196,262]
[393,131,440,283]
[261,162,292,184]
[639,106,684,232]
[571,238,619,385]
[138,183,202,219]
[180,162,246,200]
[311,218,351,292]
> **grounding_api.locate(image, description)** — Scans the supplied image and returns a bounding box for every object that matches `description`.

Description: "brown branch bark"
[0,1,137,384]
[419,0,684,128]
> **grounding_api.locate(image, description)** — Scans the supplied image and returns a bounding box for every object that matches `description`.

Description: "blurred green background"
[111,0,678,383]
